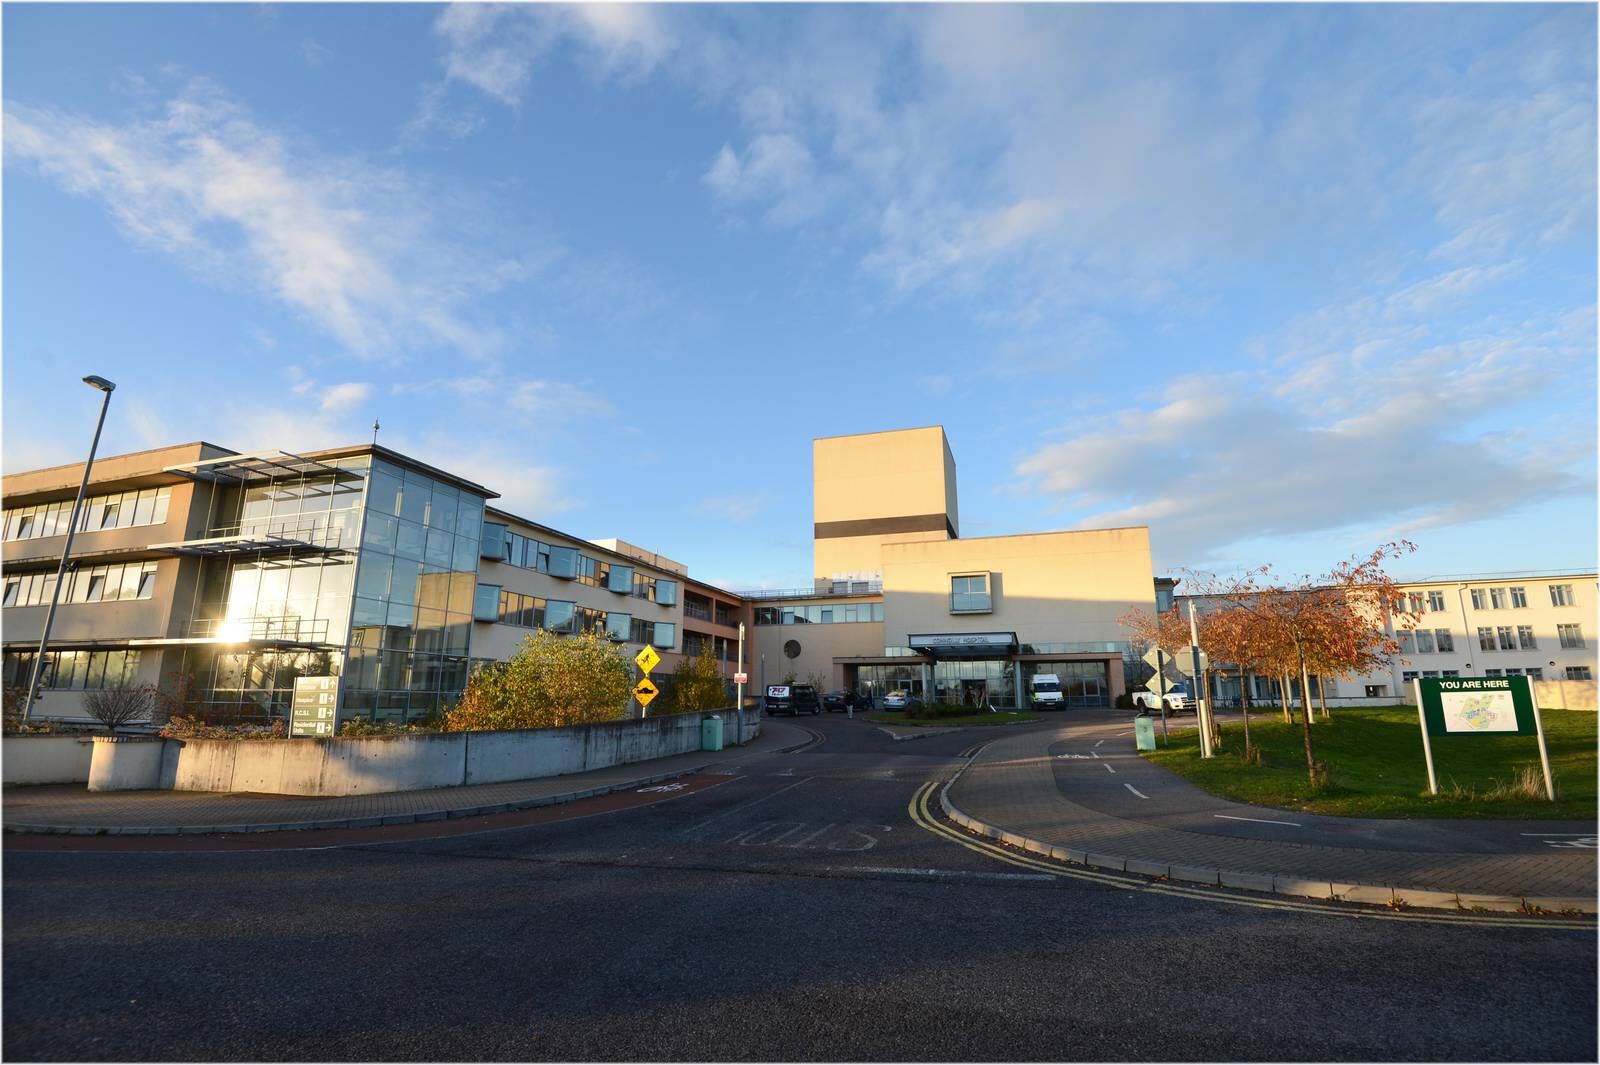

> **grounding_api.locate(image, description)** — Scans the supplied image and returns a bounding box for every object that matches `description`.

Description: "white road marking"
[1214,813,1301,827]
[1094,739,1105,748]
[1124,784,1149,799]
[1091,751,1100,759]
[1103,764,1116,774]
[848,866,1056,882]
[680,777,811,837]
[1057,753,1092,759]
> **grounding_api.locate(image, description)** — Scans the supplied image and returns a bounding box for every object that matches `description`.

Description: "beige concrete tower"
[812,426,959,583]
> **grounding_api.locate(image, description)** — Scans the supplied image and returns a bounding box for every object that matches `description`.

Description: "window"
[754,606,779,625]
[1517,626,1536,649]
[1398,631,1415,654]
[1427,591,1445,612]
[1526,668,1543,681]
[1435,629,1454,653]
[544,600,576,633]
[1,563,159,608]
[951,573,991,613]
[605,612,631,640]
[1365,685,1387,698]
[473,583,501,622]
[497,590,545,629]
[1489,588,1507,610]
[547,546,578,579]
[1,649,141,691]
[2,487,172,542]
[1510,587,1527,608]
[1422,671,1440,679]
[1565,666,1592,681]
[1414,630,1434,653]
[575,555,601,587]
[1550,584,1574,607]
[653,622,675,648]
[1477,627,1496,651]
[1485,669,1501,678]
[1409,593,1426,613]
[1503,668,1522,677]
[1470,589,1488,610]
[1497,626,1516,650]
[1557,624,1584,649]
[606,564,634,594]
[1402,671,1418,685]
[1441,670,1460,679]
[655,580,677,607]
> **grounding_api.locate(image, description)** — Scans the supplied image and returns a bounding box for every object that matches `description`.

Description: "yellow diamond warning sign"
[635,645,660,674]
[633,677,659,708]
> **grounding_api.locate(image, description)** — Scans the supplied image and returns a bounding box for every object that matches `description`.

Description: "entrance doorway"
[961,678,987,708]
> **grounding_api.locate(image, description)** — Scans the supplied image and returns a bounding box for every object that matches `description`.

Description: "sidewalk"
[944,722,1598,913]
[3,720,809,836]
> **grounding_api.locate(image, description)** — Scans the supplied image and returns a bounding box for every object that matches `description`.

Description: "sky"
[3,2,1596,591]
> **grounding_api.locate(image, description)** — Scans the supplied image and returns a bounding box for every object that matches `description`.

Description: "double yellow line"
[907,780,1594,931]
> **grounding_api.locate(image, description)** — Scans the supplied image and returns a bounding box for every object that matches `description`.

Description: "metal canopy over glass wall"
[343,459,487,723]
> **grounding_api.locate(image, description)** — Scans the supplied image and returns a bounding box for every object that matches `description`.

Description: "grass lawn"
[866,710,1039,727]
[1143,705,1597,820]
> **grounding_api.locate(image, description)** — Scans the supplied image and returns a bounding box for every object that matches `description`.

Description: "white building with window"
[1360,571,1597,702]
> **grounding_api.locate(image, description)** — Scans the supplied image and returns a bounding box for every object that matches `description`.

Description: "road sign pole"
[1187,602,1212,759]
[1530,686,1555,801]
[1413,677,1438,795]
[1155,648,1169,745]
[736,622,746,745]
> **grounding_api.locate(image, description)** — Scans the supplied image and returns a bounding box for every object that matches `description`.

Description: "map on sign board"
[1440,689,1518,733]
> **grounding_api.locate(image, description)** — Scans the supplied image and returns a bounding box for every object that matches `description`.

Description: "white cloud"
[5,80,527,360]
[695,495,764,522]
[392,375,614,418]
[320,382,372,414]
[1013,301,1595,566]
[299,40,334,68]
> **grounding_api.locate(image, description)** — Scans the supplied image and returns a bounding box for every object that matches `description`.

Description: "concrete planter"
[87,735,169,792]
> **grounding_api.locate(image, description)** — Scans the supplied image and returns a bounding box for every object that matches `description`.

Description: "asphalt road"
[5,714,1595,1062]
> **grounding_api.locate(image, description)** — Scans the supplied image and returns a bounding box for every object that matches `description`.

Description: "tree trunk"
[1297,652,1318,784]
[1317,675,1329,720]
[1239,669,1252,750]
[1280,674,1292,723]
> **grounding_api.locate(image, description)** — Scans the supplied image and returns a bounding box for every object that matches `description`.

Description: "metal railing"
[737,580,882,600]
[187,616,334,643]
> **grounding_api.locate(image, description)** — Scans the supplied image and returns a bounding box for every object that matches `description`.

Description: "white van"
[1029,674,1064,709]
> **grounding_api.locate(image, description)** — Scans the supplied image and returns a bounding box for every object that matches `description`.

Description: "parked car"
[765,684,822,715]
[1131,690,1196,714]
[822,690,872,712]
[883,690,909,710]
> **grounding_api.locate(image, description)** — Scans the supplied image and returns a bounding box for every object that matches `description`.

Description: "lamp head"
[82,375,116,393]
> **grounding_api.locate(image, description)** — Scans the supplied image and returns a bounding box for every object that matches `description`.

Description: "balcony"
[150,515,357,559]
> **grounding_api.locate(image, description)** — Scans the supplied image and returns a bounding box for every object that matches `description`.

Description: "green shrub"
[440,629,632,732]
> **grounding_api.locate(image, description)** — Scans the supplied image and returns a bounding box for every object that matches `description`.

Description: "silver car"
[883,690,909,710]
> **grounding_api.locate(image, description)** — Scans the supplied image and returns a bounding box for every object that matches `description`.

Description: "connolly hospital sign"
[1413,676,1554,799]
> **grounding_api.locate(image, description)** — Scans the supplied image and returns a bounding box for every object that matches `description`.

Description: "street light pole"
[23,376,117,721]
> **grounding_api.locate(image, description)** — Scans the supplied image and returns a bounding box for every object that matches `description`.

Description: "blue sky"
[4,3,1596,590]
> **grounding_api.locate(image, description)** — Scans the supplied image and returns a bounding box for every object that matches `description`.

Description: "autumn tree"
[441,629,632,731]
[668,645,729,714]
[1190,543,1417,787]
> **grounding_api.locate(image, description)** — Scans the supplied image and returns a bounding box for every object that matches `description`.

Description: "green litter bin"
[1134,713,1157,752]
[701,715,724,752]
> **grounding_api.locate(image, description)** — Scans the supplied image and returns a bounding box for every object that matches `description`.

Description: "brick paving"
[947,726,1598,903]
[3,721,808,834]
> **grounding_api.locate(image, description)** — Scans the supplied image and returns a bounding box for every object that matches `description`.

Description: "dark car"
[765,684,822,716]
[822,690,872,712]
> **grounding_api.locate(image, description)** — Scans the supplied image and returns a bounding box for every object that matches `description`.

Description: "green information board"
[1417,676,1537,737]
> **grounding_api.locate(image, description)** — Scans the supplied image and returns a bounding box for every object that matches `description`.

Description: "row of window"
[1402,667,1593,681]
[683,594,739,627]
[1400,624,1587,652]
[3,487,172,542]
[1397,584,1581,614]
[484,588,676,646]
[483,524,679,605]
[3,562,159,608]
[682,632,738,662]
[754,602,886,625]
[2,649,143,691]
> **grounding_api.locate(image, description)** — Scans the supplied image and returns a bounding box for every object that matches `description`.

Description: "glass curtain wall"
[1018,661,1109,708]
[932,660,1016,706]
[184,457,369,721]
[344,460,486,723]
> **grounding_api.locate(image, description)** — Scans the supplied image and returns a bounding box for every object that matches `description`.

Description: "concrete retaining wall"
[2,735,96,785]
[1534,679,1597,711]
[151,707,758,797]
